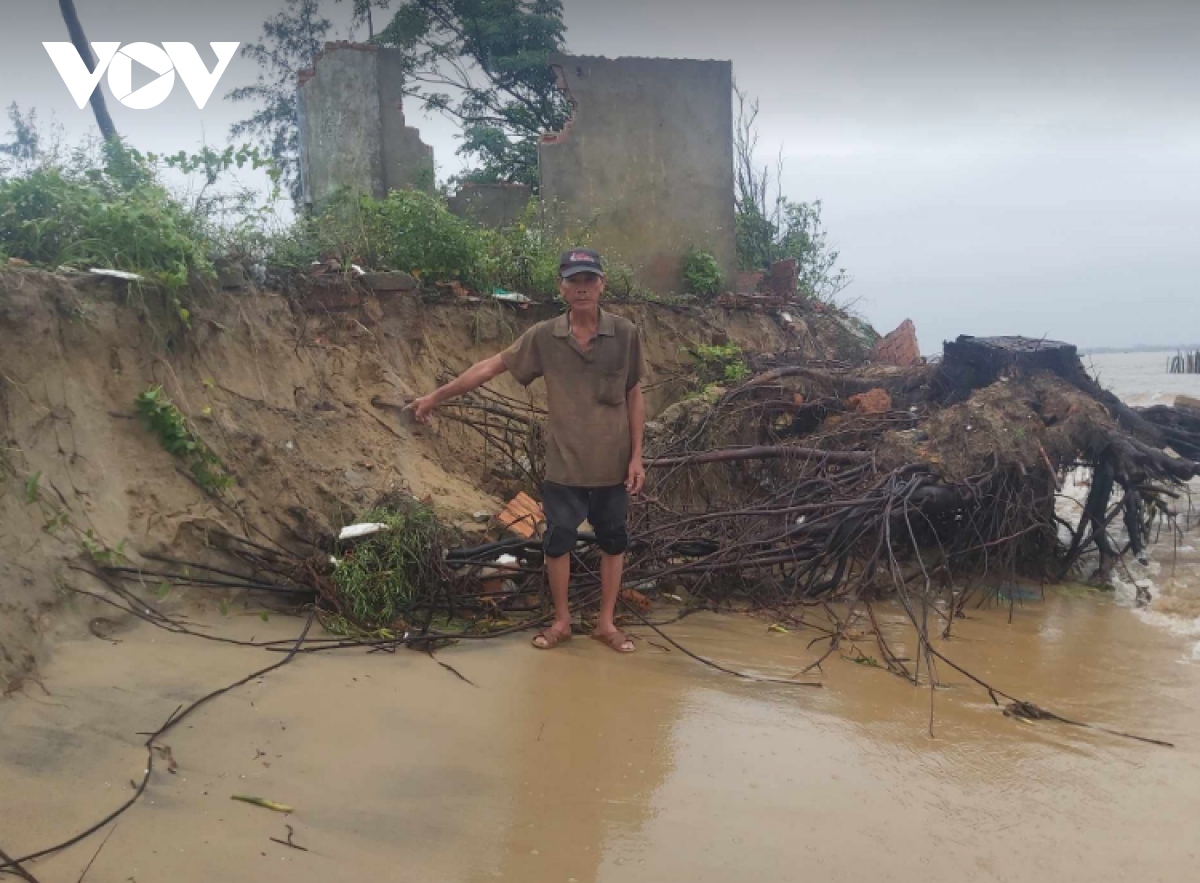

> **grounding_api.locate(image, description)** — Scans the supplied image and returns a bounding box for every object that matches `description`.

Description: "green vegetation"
[375,0,571,190]
[24,470,41,504]
[331,499,447,632]
[283,187,485,280]
[82,530,127,567]
[228,0,332,202]
[0,109,643,303]
[230,0,569,196]
[691,342,751,387]
[733,85,850,304]
[681,248,723,297]
[0,140,213,288]
[135,387,232,494]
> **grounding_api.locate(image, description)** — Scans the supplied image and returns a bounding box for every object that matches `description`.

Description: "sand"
[3,587,1200,883]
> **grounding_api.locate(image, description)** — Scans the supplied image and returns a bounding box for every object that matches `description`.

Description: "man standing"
[409,248,645,653]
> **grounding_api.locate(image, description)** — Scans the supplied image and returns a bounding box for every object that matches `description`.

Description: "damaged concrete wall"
[298,43,434,205]
[539,54,737,295]
[448,182,533,228]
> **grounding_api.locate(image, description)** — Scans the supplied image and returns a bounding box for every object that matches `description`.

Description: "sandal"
[531,626,572,650]
[591,630,636,653]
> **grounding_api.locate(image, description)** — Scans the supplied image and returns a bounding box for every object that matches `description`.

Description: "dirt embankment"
[0,269,868,689]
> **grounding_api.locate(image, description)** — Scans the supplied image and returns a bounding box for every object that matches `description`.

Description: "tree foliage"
[375,0,570,188]
[228,0,567,197]
[0,104,41,178]
[227,0,332,202]
[733,84,850,303]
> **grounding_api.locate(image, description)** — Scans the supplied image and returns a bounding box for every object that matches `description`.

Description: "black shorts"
[541,481,629,558]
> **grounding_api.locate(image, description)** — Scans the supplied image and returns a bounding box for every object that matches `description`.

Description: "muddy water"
[1086,351,1200,659]
[2,590,1200,883]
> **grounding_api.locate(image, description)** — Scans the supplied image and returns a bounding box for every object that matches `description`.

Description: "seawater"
[1085,351,1200,661]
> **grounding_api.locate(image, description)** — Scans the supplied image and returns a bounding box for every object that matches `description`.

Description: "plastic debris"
[338,522,389,541]
[90,268,144,281]
[491,289,533,305]
[480,553,521,593]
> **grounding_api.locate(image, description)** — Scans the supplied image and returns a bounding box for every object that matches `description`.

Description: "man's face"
[560,272,605,309]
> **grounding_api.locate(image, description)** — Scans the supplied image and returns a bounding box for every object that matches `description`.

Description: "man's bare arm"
[408,354,508,423]
[625,383,646,494]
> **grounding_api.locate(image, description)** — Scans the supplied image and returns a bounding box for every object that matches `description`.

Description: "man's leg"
[590,486,635,652]
[541,552,573,638]
[595,551,626,632]
[532,483,586,649]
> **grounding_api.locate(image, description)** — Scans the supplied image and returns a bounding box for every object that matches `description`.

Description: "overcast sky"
[2,0,1197,351]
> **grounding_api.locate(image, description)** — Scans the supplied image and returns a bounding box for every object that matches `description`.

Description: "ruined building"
[297,43,435,205]
[540,54,737,294]
[297,47,738,295]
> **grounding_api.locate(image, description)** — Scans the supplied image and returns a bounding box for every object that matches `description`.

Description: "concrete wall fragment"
[539,54,737,295]
[448,182,533,228]
[298,42,434,206]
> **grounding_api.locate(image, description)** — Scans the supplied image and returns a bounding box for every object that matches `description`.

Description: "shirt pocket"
[596,367,627,406]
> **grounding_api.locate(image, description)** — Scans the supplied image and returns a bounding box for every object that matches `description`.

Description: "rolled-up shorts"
[541,481,629,558]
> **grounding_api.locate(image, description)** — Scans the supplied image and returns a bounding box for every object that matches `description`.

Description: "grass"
[135,386,232,495]
[331,498,449,632]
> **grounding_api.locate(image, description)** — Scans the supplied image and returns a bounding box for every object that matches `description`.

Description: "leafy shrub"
[135,387,231,494]
[470,199,591,297]
[602,260,640,298]
[468,201,654,301]
[331,500,447,632]
[692,342,750,386]
[359,189,483,280]
[0,140,213,288]
[681,248,723,297]
[277,188,484,283]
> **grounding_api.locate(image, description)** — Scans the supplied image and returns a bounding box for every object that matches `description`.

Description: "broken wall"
[540,54,737,295]
[448,182,533,228]
[298,43,434,205]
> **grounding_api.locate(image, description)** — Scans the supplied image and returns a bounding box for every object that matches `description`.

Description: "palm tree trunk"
[57,0,118,141]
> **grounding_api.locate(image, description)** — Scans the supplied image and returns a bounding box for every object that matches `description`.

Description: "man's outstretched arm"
[408,353,508,423]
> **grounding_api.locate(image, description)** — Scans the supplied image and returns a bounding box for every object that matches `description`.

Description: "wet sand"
[3,584,1200,883]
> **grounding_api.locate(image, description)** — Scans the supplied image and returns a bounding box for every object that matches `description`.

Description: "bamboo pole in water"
[1167,351,1200,375]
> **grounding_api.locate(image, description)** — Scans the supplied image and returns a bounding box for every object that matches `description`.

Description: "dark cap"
[559,248,604,278]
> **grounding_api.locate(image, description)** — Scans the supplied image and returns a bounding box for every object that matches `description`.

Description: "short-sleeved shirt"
[501,309,645,487]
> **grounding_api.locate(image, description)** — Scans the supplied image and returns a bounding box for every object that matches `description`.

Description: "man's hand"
[405,354,509,426]
[407,394,438,424]
[625,456,646,495]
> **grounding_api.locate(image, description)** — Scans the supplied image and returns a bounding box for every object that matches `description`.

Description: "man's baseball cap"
[559,248,604,278]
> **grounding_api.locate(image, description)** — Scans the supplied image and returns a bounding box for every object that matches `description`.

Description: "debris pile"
[71,331,1196,760]
[106,337,1200,665]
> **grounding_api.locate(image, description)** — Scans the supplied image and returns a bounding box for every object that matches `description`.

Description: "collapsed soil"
[0,268,867,688]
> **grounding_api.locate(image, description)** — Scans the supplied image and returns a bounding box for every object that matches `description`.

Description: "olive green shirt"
[501,309,645,487]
